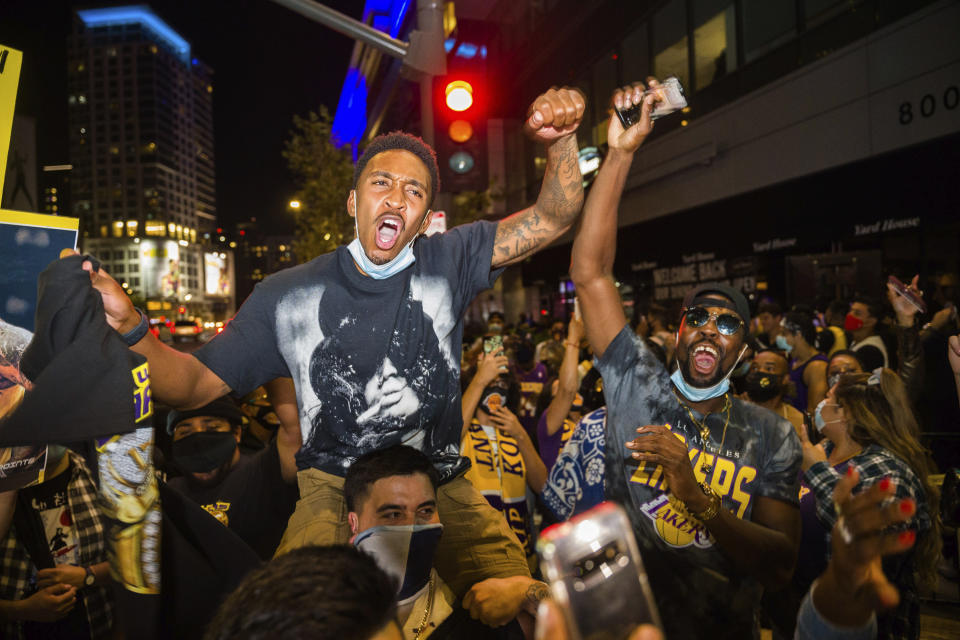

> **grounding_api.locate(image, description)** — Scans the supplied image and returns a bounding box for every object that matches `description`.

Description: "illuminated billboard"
[204,252,230,297]
[139,239,181,299]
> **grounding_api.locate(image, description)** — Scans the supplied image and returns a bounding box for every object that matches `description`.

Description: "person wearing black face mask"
[167,397,299,560]
[743,350,808,446]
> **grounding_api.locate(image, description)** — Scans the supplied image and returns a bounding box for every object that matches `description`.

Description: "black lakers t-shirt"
[195,222,501,481]
[596,326,801,640]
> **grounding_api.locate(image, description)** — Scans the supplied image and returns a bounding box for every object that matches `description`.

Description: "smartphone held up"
[614,77,687,129]
[539,502,661,640]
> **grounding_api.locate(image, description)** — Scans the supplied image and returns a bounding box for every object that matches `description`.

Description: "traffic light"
[434,74,487,193]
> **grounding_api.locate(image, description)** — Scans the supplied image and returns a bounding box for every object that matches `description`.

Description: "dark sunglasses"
[683,307,743,336]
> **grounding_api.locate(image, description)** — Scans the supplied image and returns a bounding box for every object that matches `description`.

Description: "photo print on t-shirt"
[275,274,461,474]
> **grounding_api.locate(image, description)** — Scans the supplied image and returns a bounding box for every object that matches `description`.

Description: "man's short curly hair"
[353,131,441,206]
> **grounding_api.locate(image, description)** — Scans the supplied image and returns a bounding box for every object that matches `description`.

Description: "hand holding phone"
[887,275,927,314]
[614,77,687,128]
[539,502,661,640]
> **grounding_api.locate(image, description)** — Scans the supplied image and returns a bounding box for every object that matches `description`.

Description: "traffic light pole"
[270,0,445,144]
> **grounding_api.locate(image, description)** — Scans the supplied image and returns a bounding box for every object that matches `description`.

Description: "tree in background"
[283,107,355,262]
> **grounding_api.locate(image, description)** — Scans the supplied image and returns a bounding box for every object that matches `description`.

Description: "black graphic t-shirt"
[168,438,298,560]
[596,326,801,640]
[195,221,501,480]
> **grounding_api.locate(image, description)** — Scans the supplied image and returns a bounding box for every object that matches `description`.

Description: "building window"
[653,0,689,88]
[620,26,650,92]
[805,0,847,27]
[693,1,737,90]
[145,221,166,237]
[592,51,619,129]
[742,0,796,62]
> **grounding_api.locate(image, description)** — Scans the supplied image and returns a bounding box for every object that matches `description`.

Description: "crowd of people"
[0,79,958,640]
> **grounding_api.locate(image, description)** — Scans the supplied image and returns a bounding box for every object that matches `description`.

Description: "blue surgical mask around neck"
[346,205,423,279]
[671,345,747,403]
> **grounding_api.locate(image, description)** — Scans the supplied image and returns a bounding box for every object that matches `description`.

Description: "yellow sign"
[0,44,24,196]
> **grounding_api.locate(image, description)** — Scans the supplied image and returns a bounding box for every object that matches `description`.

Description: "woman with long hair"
[798,368,939,640]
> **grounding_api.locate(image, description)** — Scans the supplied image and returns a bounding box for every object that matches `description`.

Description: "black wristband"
[121,308,149,346]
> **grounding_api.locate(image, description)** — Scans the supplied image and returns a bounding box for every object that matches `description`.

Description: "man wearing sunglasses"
[570,81,802,640]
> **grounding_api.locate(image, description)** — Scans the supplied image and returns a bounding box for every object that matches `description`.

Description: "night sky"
[1,0,361,232]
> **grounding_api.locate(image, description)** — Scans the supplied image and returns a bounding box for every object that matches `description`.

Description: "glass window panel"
[743,0,796,62]
[693,4,737,90]
[593,52,619,123]
[653,0,689,87]
[620,25,650,85]
[805,0,847,27]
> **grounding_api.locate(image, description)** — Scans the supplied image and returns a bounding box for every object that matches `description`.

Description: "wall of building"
[617,0,960,228]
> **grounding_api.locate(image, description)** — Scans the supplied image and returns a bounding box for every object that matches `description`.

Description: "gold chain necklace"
[413,574,436,640]
[677,394,731,476]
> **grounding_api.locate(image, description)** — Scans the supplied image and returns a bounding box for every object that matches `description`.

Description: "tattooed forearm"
[492,135,584,267]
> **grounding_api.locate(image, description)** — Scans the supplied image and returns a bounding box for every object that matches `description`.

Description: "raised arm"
[570,83,657,358]
[543,318,584,437]
[887,275,925,401]
[460,348,508,439]
[491,88,586,268]
[79,255,230,408]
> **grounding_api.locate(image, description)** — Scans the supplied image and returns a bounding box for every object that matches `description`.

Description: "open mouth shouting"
[690,341,722,376]
[374,214,405,251]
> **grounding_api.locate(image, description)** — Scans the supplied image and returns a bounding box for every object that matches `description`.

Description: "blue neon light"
[332,0,412,157]
[363,0,411,39]
[77,6,190,63]
[455,43,478,59]
[444,38,455,53]
[332,68,368,162]
[480,45,488,59]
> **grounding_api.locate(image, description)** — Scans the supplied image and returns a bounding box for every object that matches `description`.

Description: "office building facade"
[67,5,231,319]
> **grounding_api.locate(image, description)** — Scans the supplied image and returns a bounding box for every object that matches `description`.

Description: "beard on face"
[678,338,728,388]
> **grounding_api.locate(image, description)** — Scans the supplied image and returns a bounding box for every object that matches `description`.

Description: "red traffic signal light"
[435,74,487,193]
[445,80,473,112]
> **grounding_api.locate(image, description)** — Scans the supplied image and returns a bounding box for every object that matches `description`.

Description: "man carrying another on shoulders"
[569,80,802,639]
[73,86,587,597]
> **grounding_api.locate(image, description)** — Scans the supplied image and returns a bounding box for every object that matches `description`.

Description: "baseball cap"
[167,396,244,435]
[681,283,751,327]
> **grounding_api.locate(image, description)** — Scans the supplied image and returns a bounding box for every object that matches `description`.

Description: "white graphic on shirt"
[272,274,462,471]
[410,274,457,370]
[358,357,421,424]
[275,284,326,443]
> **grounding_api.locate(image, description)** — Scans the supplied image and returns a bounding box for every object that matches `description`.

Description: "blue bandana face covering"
[354,523,443,600]
[346,206,422,280]
[671,345,747,402]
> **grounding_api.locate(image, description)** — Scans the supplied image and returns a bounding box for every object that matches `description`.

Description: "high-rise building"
[67,5,231,320]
